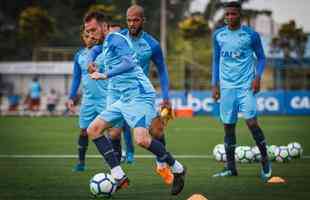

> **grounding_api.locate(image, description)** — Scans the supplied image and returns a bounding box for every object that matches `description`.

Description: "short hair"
[126,4,145,18]
[224,1,241,10]
[83,11,107,23]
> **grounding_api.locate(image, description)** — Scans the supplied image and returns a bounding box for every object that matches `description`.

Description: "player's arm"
[87,44,102,73]
[90,35,135,80]
[211,32,220,101]
[151,42,170,107]
[67,52,82,111]
[251,31,266,94]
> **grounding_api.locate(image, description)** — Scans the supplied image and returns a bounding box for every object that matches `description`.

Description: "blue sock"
[93,135,120,169]
[148,139,175,166]
[123,123,134,154]
[110,137,122,162]
[156,134,166,163]
[78,134,88,164]
[224,124,236,171]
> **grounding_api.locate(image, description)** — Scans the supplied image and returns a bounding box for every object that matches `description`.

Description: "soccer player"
[84,11,186,195]
[118,4,173,184]
[66,26,107,172]
[28,77,41,112]
[211,1,272,182]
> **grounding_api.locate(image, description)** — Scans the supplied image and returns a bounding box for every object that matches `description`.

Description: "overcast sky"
[190,0,310,32]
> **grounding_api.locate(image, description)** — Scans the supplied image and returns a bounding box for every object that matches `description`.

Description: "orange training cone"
[267,176,287,184]
[187,194,208,200]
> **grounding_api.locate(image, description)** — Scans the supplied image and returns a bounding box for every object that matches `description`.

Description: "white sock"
[156,161,167,169]
[171,160,184,173]
[111,166,125,180]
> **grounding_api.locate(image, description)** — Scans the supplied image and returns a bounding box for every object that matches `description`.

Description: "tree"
[271,20,308,61]
[87,4,123,25]
[202,0,271,31]
[178,13,209,39]
[18,6,55,47]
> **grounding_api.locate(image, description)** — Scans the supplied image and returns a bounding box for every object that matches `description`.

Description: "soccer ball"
[235,146,253,163]
[90,173,117,197]
[213,144,227,162]
[267,145,277,161]
[251,146,262,162]
[274,146,291,162]
[287,142,303,158]
[234,146,244,162]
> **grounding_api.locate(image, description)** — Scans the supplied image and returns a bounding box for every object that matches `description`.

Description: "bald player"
[117,5,174,185]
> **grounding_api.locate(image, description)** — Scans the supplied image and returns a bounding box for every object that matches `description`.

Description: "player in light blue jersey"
[28,77,41,111]
[85,11,186,195]
[211,2,271,182]
[116,5,173,185]
[66,26,107,172]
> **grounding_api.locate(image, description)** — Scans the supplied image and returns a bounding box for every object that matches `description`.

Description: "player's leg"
[133,127,186,195]
[123,122,135,163]
[108,127,123,162]
[73,129,89,172]
[150,117,173,185]
[122,95,186,195]
[239,88,271,181]
[73,101,95,172]
[87,110,129,189]
[213,88,238,177]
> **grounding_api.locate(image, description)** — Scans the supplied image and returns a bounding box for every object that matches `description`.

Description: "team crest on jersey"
[221,51,245,59]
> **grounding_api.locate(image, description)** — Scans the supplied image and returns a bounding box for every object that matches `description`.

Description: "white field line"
[0,154,309,159]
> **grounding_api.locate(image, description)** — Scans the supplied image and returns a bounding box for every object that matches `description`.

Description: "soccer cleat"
[72,163,86,172]
[261,161,272,182]
[115,175,130,192]
[126,152,135,164]
[212,168,238,177]
[156,166,174,185]
[171,167,186,195]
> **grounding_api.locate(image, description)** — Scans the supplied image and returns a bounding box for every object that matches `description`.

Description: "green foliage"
[178,14,210,39]
[87,4,123,25]
[18,6,55,47]
[272,20,308,59]
[165,29,212,89]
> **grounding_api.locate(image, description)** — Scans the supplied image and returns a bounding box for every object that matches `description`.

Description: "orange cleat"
[156,166,174,185]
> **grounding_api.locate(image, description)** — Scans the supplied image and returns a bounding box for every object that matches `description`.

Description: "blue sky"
[190,0,310,32]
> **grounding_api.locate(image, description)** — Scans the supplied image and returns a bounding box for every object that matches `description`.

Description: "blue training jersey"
[120,29,170,100]
[212,25,266,89]
[29,81,41,99]
[96,32,155,95]
[69,47,107,101]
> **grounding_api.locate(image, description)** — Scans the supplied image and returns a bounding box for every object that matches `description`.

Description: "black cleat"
[115,175,130,192]
[171,167,186,195]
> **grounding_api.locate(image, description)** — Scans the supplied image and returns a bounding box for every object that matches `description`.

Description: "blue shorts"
[98,91,156,129]
[79,98,106,129]
[220,88,256,124]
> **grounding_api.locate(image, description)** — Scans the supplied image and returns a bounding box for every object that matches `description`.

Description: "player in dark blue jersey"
[211,1,271,182]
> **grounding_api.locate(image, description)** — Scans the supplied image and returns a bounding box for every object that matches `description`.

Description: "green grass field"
[0,116,309,200]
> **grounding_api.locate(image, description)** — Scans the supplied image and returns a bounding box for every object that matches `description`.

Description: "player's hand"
[89,72,107,80]
[159,99,174,126]
[252,77,261,94]
[88,63,97,74]
[212,86,220,101]
[66,99,75,113]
